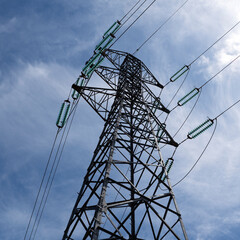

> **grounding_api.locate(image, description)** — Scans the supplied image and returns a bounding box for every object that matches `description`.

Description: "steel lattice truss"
[62,49,188,240]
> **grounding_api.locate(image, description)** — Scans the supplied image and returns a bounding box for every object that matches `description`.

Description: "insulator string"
[169,52,240,112]
[172,120,217,187]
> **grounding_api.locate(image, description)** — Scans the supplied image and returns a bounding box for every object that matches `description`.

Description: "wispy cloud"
[0,17,17,33]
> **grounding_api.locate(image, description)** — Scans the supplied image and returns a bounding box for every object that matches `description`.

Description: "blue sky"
[1,0,240,239]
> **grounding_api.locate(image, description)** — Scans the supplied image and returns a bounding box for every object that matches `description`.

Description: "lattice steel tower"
[62,49,188,240]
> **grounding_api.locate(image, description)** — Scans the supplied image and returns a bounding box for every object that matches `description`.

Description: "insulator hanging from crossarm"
[95,21,121,54]
[56,99,71,128]
[102,20,121,39]
[170,65,189,82]
[151,98,162,114]
[178,88,200,106]
[87,55,105,78]
[151,99,158,114]
[156,123,166,142]
[82,20,121,76]
[166,158,174,173]
[55,21,121,126]
[82,53,105,78]
[72,76,86,100]
[148,95,169,115]
[162,158,174,181]
[82,52,102,73]
[95,34,115,54]
[188,118,214,139]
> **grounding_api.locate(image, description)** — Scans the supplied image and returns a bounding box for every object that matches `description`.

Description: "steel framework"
[62,49,188,240]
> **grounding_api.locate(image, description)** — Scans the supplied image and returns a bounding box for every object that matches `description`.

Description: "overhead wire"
[163,18,240,87]
[214,98,240,120]
[32,100,80,240]
[133,0,191,55]
[26,58,94,238]
[28,112,71,240]
[26,98,79,240]
[110,0,158,48]
[120,0,143,23]
[189,19,240,66]
[23,130,60,240]
[200,53,240,89]
[159,88,202,149]
[120,0,148,26]
[173,95,240,187]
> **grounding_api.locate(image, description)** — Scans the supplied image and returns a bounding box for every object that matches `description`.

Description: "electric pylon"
[62,49,188,240]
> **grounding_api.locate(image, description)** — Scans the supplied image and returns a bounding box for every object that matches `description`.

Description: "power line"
[32,101,80,240]
[168,19,240,84]
[28,119,70,240]
[25,99,79,239]
[189,20,240,66]
[120,0,143,22]
[121,0,147,26]
[200,53,240,89]
[166,21,240,85]
[114,0,148,40]
[110,0,158,48]
[214,98,240,120]
[27,65,93,238]
[133,0,191,55]
[23,130,59,240]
